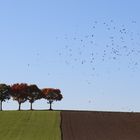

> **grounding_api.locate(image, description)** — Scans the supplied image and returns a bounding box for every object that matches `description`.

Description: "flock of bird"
[26,20,140,85]
[56,20,140,83]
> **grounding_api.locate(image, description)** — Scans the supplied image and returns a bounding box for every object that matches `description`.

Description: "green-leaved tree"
[28,84,41,110]
[0,84,10,111]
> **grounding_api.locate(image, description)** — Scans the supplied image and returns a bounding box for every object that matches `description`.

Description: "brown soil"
[61,111,140,140]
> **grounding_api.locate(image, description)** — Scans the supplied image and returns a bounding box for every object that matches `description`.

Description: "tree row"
[0,83,63,111]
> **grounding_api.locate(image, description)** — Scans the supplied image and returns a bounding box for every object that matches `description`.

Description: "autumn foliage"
[0,83,63,111]
[11,83,29,110]
[42,88,63,110]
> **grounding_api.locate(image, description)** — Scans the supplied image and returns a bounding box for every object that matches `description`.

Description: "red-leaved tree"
[42,88,63,110]
[11,83,28,111]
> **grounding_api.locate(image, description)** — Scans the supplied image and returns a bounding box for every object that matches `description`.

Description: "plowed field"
[61,111,140,140]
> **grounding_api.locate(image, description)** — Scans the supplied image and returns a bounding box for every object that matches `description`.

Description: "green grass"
[0,111,61,140]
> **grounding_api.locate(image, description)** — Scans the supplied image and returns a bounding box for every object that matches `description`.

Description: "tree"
[42,88,63,110]
[0,84,10,111]
[11,83,28,111]
[27,84,41,110]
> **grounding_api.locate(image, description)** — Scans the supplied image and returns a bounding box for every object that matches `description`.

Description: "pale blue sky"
[0,0,140,111]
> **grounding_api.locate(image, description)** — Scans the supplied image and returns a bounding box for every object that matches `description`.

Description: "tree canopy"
[27,84,41,110]
[0,83,63,111]
[11,83,29,110]
[42,88,63,110]
[0,84,10,111]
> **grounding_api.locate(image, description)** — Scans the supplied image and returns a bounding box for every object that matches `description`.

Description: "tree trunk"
[18,102,21,111]
[30,102,33,110]
[49,101,53,110]
[0,101,2,111]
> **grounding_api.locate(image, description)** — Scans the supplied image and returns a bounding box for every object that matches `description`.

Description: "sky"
[0,0,140,112]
